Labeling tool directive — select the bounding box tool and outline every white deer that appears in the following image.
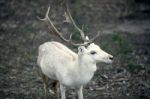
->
[37,3,113,99]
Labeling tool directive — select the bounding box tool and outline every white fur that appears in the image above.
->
[37,41,113,99]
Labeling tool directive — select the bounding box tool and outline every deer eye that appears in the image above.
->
[90,51,97,55]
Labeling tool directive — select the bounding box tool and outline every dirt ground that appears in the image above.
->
[0,0,150,99]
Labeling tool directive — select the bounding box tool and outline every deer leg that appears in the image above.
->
[60,84,66,99]
[77,86,83,99]
[42,74,48,99]
[54,81,60,99]
[51,80,60,99]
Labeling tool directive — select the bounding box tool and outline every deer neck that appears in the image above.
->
[74,56,97,84]
[63,56,97,87]
[77,57,97,73]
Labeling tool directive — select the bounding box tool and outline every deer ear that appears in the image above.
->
[78,46,86,54]
[90,43,95,46]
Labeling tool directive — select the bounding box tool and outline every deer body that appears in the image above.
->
[38,41,113,99]
[38,41,96,87]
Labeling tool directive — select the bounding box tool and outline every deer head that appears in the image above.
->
[78,43,113,64]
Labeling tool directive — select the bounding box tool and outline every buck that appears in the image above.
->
[37,2,113,99]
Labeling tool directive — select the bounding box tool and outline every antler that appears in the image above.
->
[64,1,100,43]
[38,2,100,46]
[38,7,93,46]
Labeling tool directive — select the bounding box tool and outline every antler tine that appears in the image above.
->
[89,31,100,42]
[37,6,50,22]
[37,6,70,42]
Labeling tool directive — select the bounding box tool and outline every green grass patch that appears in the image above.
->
[112,32,133,54]
[71,30,141,73]
[128,61,143,72]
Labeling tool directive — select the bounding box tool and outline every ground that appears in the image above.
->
[0,0,150,99]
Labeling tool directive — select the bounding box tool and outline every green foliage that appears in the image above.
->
[71,32,81,41]
[112,32,132,54]
[112,32,122,43]
[128,61,142,72]
[111,32,141,72]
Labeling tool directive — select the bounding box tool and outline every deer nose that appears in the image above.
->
[109,56,113,60]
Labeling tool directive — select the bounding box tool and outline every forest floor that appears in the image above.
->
[0,0,150,99]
